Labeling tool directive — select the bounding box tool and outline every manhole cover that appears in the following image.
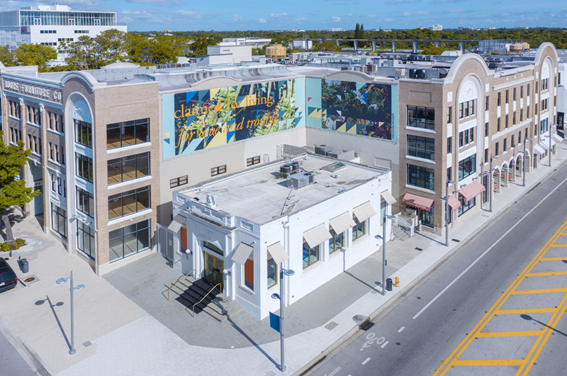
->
[359,320,375,331]
[24,277,35,283]
[352,315,367,324]
[21,274,39,286]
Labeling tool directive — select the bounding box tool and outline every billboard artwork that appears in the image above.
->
[164,79,299,157]
[321,80,392,140]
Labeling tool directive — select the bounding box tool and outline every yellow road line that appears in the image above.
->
[453,359,524,366]
[494,308,556,314]
[548,244,567,247]
[475,331,542,337]
[526,271,567,277]
[432,219,567,376]
[539,257,567,261]
[511,288,567,295]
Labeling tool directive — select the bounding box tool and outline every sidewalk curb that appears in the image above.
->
[0,311,54,376]
[294,154,567,376]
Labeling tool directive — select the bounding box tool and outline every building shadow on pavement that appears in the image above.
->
[35,296,70,350]
[227,317,279,367]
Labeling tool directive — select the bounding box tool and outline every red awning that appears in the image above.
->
[459,181,485,202]
[402,193,434,212]
[448,196,461,211]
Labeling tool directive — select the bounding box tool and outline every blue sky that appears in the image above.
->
[2,0,567,31]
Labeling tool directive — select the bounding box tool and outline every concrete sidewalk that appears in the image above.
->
[0,144,566,376]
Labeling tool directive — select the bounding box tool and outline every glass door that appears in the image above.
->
[204,252,224,290]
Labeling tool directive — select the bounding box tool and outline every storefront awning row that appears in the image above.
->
[352,201,378,222]
[533,144,545,155]
[448,196,461,211]
[267,242,289,264]
[381,190,397,205]
[304,223,332,249]
[459,181,485,202]
[402,193,434,212]
[330,212,356,234]
[231,241,290,265]
[553,134,564,143]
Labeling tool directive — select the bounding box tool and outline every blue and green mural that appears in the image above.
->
[162,79,304,159]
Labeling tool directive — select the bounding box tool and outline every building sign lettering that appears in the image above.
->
[3,79,62,103]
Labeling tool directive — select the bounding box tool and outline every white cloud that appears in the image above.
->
[332,16,341,22]
[402,10,431,16]
[259,18,267,23]
[175,10,201,18]
[296,17,307,22]
[384,17,395,21]
[346,13,353,17]
[270,12,294,19]
[229,14,242,22]
[367,14,377,18]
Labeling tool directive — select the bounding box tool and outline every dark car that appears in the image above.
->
[0,258,17,293]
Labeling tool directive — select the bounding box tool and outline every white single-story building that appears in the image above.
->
[170,154,395,319]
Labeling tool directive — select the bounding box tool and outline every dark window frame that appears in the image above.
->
[407,135,435,161]
[108,186,151,220]
[211,165,227,177]
[106,118,150,150]
[407,164,435,191]
[170,175,188,189]
[109,219,151,262]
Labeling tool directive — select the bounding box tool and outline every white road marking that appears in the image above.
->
[381,341,389,348]
[398,326,405,332]
[362,357,371,365]
[328,366,342,376]
[412,174,567,320]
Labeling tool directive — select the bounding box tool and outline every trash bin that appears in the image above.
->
[20,258,29,274]
[386,278,393,291]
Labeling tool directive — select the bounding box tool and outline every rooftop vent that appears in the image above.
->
[287,171,315,189]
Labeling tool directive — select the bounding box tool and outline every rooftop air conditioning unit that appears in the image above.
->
[315,145,330,156]
[326,151,340,159]
[287,172,314,189]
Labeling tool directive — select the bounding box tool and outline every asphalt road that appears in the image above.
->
[310,160,567,376]
[0,329,36,376]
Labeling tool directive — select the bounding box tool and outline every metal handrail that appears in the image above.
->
[191,283,221,317]
[167,269,195,301]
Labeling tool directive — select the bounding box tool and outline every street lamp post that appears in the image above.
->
[56,271,85,355]
[523,138,533,187]
[271,267,295,372]
[489,154,500,213]
[375,214,395,295]
[549,124,556,167]
[444,180,457,246]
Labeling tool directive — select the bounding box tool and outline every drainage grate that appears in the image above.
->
[325,321,338,331]
[21,275,40,286]
[83,341,92,347]
[359,319,375,331]
[415,247,423,251]
[452,239,460,243]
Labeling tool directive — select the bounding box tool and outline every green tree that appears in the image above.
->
[312,41,341,52]
[0,45,16,67]
[187,34,222,57]
[0,132,39,243]
[95,29,128,63]
[14,43,57,72]
[127,34,178,64]
[60,36,97,70]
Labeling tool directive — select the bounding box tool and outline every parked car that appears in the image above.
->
[0,258,17,293]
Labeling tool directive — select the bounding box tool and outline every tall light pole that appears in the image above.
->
[271,267,295,372]
[489,154,500,213]
[56,271,85,355]
[523,138,533,187]
[444,180,457,246]
[375,214,395,295]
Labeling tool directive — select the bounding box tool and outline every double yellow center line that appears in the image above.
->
[433,219,567,376]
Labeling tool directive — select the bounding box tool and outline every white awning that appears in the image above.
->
[329,212,356,234]
[303,223,332,249]
[381,190,397,205]
[353,201,378,222]
[167,215,185,233]
[533,144,545,155]
[267,241,289,265]
[231,242,254,265]
[539,142,549,150]
[553,134,564,143]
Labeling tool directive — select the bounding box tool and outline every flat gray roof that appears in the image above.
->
[178,155,386,225]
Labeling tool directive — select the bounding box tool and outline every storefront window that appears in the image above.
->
[458,194,476,217]
[109,219,150,262]
[302,240,320,269]
[51,204,67,239]
[77,221,94,258]
[329,227,344,254]
[352,215,366,241]
[418,205,435,228]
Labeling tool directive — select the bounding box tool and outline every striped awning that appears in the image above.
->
[402,193,434,212]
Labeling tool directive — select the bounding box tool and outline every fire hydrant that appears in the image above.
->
[394,276,400,287]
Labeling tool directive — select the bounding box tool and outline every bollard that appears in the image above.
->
[394,276,400,287]
[20,258,29,274]
[386,278,393,291]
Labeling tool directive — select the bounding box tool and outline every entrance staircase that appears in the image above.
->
[392,226,410,241]
[167,276,243,322]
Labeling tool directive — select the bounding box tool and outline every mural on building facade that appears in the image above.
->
[320,80,392,140]
[163,79,303,158]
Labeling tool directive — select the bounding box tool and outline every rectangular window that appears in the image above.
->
[211,165,227,177]
[246,156,261,166]
[447,137,452,154]
[107,152,150,185]
[407,164,434,191]
[302,240,320,269]
[459,131,464,147]
[528,83,531,94]
[519,131,522,144]
[465,129,469,144]
[447,107,452,124]
[267,255,277,289]
[77,221,95,259]
[511,135,515,148]
[352,215,366,241]
[76,187,94,217]
[520,86,524,98]
[51,204,67,239]
[465,101,469,117]
[61,146,65,165]
[170,175,188,189]
[513,112,516,125]
[527,106,530,118]
[459,103,464,119]
[505,115,509,129]
[108,186,151,220]
[74,119,92,148]
[497,92,501,106]
[407,106,435,129]
[513,88,516,101]
[75,153,93,182]
[520,109,523,122]
[470,100,475,116]
[506,90,509,103]
[447,167,452,181]
[497,118,501,132]
[109,220,151,262]
[244,254,254,290]
[495,142,499,156]
[49,142,54,160]
[458,154,476,181]
[485,96,489,111]
[106,118,149,150]
[329,226,344,254]
[484,148,488,164]
[407,135,435,160]
[485,122,489,137]
[504,138,507,152]
[535,103,538,114]
[458,194,476,217]
[470,128,474,142]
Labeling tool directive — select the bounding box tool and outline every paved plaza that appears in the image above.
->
[0,144,566,376]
